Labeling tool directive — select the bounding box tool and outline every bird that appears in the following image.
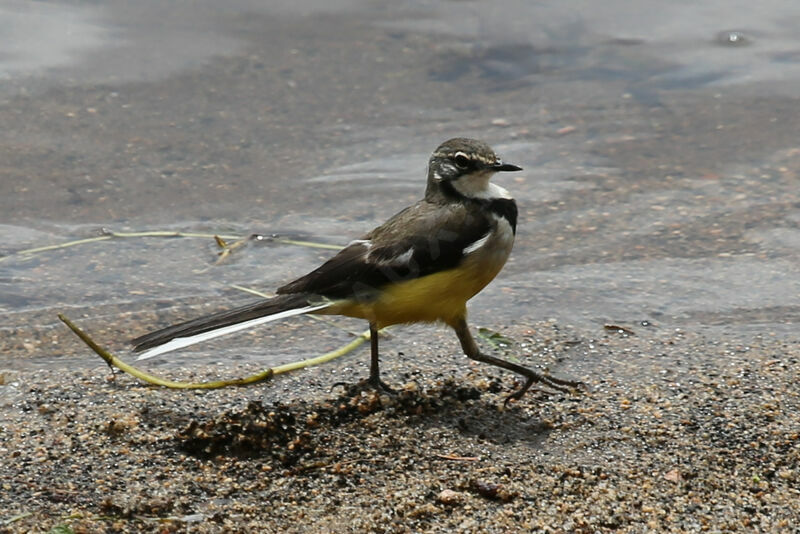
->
[131,138,579,403]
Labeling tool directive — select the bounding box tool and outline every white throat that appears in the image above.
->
[450,171,512,200]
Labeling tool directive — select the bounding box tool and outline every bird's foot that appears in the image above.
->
[332,375,397,397]
[503,372,586,407]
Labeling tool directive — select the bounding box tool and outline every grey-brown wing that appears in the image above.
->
[277,201,492,300]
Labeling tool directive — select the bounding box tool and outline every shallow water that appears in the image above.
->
[2,0,799,369]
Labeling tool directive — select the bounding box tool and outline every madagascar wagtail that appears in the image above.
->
[132,138,578,403]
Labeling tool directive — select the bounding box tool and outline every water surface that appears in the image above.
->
[2,0,799,370]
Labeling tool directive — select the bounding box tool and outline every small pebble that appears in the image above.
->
[437,489,465,505]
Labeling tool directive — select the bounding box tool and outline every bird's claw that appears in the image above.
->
[502,373,585,407]
[332,376,397,396]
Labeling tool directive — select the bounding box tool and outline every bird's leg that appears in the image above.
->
[367,322,396,393]
[332,323,396,395]
[451,317,581,406]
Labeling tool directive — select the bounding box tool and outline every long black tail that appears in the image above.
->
[131,293,328,359]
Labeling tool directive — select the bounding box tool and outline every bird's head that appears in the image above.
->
[426,138,522,200]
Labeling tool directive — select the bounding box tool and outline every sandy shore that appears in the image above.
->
[2,319,798,533]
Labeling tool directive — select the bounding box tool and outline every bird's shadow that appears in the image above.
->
[162,380,575,463]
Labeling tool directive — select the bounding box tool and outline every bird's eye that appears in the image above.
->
[454,152,470,169]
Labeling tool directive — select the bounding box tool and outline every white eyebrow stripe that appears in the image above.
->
[462,232,491,254]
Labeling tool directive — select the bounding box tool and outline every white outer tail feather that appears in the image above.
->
[135,303,331,361]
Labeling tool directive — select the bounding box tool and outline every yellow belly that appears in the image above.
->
[326,257,505,328]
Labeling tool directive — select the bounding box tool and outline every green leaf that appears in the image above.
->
[477,328,515,350]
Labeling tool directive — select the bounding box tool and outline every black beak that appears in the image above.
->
[492,161,523,172]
